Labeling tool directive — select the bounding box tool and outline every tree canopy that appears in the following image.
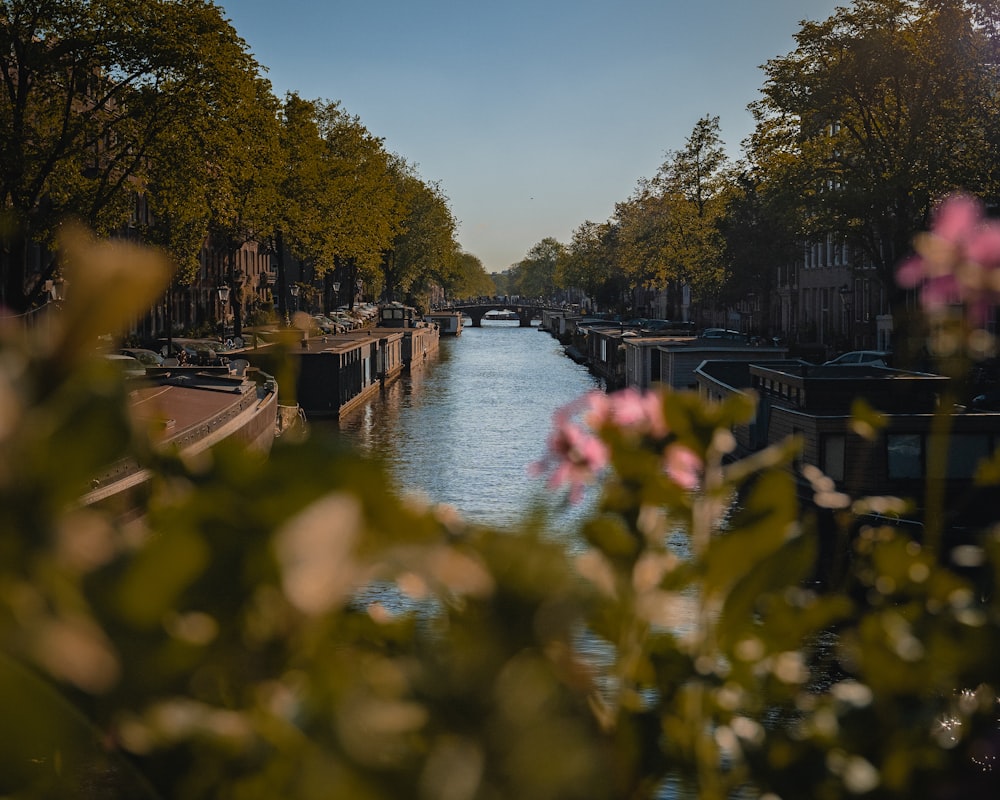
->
[381,161,460,306]
[559,220,620,310]
[0,1,467,321]
[0,0,270,310]
[509,237,564,301]
[612,116,733,314]
[752,0,1000,294]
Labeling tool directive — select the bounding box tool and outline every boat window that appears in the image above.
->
[821,434,845,482]
[887,434,923,479]
[946,434,992,479]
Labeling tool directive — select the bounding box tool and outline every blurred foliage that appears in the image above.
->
[3,232,1000,799]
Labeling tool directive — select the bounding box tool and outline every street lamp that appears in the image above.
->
[217,285,231,337]
[290,284,300,315]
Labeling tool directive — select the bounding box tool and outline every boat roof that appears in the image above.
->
[128,371,255,443]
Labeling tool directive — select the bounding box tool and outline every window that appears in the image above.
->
[822,434,846,482]
[887,434,923,479]
[946,434,992,479]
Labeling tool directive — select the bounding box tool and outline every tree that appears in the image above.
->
[449,250,495,299]
[315,102,401,309]
[0,0,268,312]
[274,96,402,314]
[381,162,459,307]
[653,116,733,306]
[559,220,620,311]
[717,172,801,337]
[204,74,283,337]
[614,186,677,304]
[752,0,1000,306]
[274,93,326,323]
[616,116,734,318]
[510,237,564,300]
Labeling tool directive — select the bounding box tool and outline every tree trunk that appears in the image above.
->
[275,229,288,325]
[1,212,29,312]
[227,243,243,338]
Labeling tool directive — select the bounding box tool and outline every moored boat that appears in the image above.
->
[80,364,279,510]
[423,311,464,336]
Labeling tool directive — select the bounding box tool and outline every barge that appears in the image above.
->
[81,364,279,510]
[423,311,464,335]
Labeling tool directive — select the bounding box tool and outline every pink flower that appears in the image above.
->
[586,387,667,437]
[933,193,982,245]
[664,444,702,490]
[529,414,609,503]
[897,193,1000,323]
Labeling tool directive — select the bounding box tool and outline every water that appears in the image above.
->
[329,319,603,527]
[325,320,719,798]
[320,321,868,799]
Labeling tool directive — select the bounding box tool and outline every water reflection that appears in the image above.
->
[325,320,706,798]
[327,320,602,528]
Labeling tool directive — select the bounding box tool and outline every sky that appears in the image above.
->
[220,0,843,273]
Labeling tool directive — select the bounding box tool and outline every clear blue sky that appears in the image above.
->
[220,0,842,273]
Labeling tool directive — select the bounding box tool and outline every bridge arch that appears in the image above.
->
[448,302,559,328]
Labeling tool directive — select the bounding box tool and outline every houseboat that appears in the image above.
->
[567,322,636,389]
[694,359,1000,532]
[424,310,464,336]
[81,363,279,511]
[389,318,439,368]
[483,309,518,321]
[379,302,420,328]
[625,337,787,391]
[244,329,406,420]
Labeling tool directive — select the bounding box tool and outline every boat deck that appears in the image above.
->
[81,369,278,507]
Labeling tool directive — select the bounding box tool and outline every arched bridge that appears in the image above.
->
[444,301,563,328]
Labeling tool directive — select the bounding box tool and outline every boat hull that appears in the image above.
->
[81,369,278,509]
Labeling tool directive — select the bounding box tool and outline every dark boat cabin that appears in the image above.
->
[695,360,1000,526]
[379,303,419,328]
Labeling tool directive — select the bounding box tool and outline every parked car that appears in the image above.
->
[104,353,147,378]
[823,350,891,367]
[330,313,357,330]
[149,338,229,366]
[699,328,749,343]
[120,347,164,367]
[311,315,341,334]
[640,320,696,334]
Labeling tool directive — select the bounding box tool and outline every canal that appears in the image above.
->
[327,319,603,528]
[326,319,741,800]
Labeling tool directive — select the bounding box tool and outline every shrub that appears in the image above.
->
[3,219,1000,799]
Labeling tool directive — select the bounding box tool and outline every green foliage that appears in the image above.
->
[752,0,1000,289]
[0,0,270,308]
[5,223,1000,800]
[510,238,565,300]
[559,220,620,308]
[614,116,734,307]
[450,251,496,299]
[7,49,1000,798]
[382,162,460,303]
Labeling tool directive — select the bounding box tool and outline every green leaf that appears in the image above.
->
[703,469,799,600]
